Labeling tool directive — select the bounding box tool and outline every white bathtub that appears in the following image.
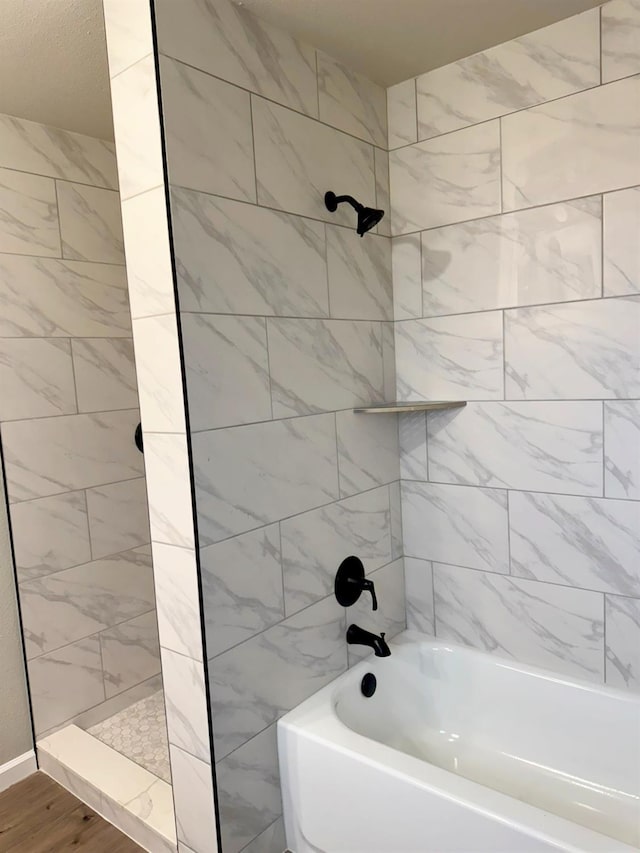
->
[278,633,640,853]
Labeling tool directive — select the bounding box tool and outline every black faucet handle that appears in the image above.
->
[360,578,378,611]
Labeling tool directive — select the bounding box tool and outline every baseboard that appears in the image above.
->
[0,750,37,793]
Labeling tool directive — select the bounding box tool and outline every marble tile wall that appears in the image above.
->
[0,111,158,736]
[389,0,640,693]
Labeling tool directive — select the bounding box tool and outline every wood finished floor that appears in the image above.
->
[0,772,143,852]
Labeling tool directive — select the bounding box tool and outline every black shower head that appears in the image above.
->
[324,191,385,237]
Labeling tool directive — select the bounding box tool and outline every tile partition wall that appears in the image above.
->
[0,112,158,736]
[388,0,640,690]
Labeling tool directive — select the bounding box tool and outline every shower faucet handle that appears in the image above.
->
[359,577,378,611]
[335,556,378,611]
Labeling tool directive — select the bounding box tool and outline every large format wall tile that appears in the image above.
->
[162,648,210,762]
[318,52,387,147]
[0,167,60,255]
[182,314,271,431]
[326,227,392,320]
[172,187,328,317]
[133,314,186,433]
[0,113,117,189]
[389,121,501,234]
[143,433,195,549]
[86,478,150,559]
[604,186,640,296]
[335,410,400,497]
[399,412,428,480]
[395,311,504,400]
[281,487,392,615]
[505,297,640,399]
[193,414,339,545]
[160,57,255,202]
[392,234,422,320]
[152,543,203,661]
[57,182,125,264]
[155,0,318,116]
[208,595,346,758]
[201,525,284,658]
[605,594,640,689]
[169,745,218,853]
[605,401,640,499]
[267,318,384,416]
[0,339,76,420]
[374,147,391,237]
[422,197,602,316]
[0,256,131,338]
[416,11,599,140]
[3,410,143,502]
[404,557,434,634]
[502,75,640,210]
[71,338,138,413]
[387,79,417,150]
[602,0,640,83]
[402,480,509,573]
[427,402,603,495]
[510,491,640,596]
[100,611,160,698]
[253,97,375,226]
[434,563,605,682]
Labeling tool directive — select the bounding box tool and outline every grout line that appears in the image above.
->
[51,179,64,259]
[324,223,332,317]
[602,592,608,682]
[263,318,275,421]
[277,522,286,618]
[333,411,343,497]
[109,51,154,82]
[501,308,507,399]
[498,117,504,214]
[401,476,640,503]
[430,558,437,636]
[506,490,512,576]
[413,77,419,142]
[599,6,604,87]
[601,193,605,297]
[602,401,606,497]
[0,248,126,268]
[314,49,321,119]
[248,94,259,204]
[8,473,146,508]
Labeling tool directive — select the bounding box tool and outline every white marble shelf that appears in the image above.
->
[353,401,467,414]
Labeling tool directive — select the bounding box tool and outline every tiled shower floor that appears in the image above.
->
[88,690,171,783]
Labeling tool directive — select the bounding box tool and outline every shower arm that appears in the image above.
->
[329,194,364,213]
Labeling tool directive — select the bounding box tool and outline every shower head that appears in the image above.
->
[324,191,384,237]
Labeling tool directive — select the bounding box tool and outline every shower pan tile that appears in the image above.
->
[387,78,418,150]
[404,557,435,635]
[132,314,186,433]
[281,486,392,615]
[161,648,210,763]
[267,318,384,417]
[0,167,60,256]
[335,409,400,497]
[427,402,603,495]
[392,234,422,320]
[605,401,640,499]
[152,542,203,661]
[505,297,640,399]
[171,187,328,318]
[326,226,392,321]
[169,744,218,853]
[602,0,640,83]
[0,256,131,338]
[160,56,256,203]
[0,339,76,421]
[103,0,153,78]
[510,491,640,597]
[317,51,387,148]
[605,594,640,689]
[421,197,602,317]
[86,478,150,559]
[143,433,195,549]
[71,338,138,413]
[347,559,406,665]
[57,181,125,264]
[201,524,284,659]
[100,611,160,698]
[416,10,599,140]
[604,186,640,296]
[433,563,605,682]
[402,480,509,573]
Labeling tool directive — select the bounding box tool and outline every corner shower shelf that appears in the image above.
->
[353,401,467,414]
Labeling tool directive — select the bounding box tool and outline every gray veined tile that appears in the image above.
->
[389,480,403,561]
[10,491,91,581]
[605,401,640,499]
[155,0,318,116]
[0,167,60,256]
[416,10,599,140]
[505,297,640,399]
[216,724,282,853]
[20,546,155,658]
[433,563,605,683]
[71,338,138,413]
[401,480,509,573]
[422,197,602,317]
[605,594,640,690]
[346,559,406,665]
[604,186,640,296]
[171,187,328,317]
[182,313,271,431]
[0,113,117,189]
[2,410,144,502]
[161,648,210,762]
[502,76,640,211]
[374,147,391,237]
[100,611,160,698]
[335,409,400,497]
[281,486,392,616]
[267,318,384,417]
[86,478,150,559]
[427,401,603,496]
[103,0,154,77]
[143,433,195,549]
[133,314,186,433]
[602,0,640,84]
[389,120,501,235]
[392,234,422,320]
[152,543,203,661]
[510,491,640,597]
[252,97,375,226]
[387,78,417,150]
[0,256,131,338]
[395,311,504,401]
[326,225,392,320]
[381,321,396,401]
[201,524,284,659]
[317,51,387,148]
[404,557,434,635]
[192,413,339,545]
[398,412,428,480]
[239,818,286,853]
[169,745,217,853]
[0,339,76,421]
[160,56,255,202]
[57,181,125,264]
[208,594,346,759]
